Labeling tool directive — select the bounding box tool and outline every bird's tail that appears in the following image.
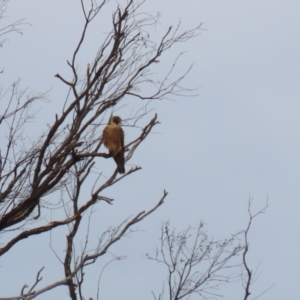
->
[114,153,125,174]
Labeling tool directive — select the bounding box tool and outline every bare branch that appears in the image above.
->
[242,198,268,300]
[0,0,200,298]
[149,221,244,300]
[0,1,29,49]
[0,191,167,300]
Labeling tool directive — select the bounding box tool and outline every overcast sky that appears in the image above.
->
[1,1,300,299]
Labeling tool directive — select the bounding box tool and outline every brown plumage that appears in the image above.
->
[102,116,125,174]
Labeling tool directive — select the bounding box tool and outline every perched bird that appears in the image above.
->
[102,116,125,174]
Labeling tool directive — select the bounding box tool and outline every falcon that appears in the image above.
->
[102,116,125,174]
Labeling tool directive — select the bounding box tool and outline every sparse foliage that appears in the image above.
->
[149,200,268,300]
[148,222,244,300]
[0,0,27,49]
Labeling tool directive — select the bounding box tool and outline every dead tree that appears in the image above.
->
[149,201,268,300]
[148,221,244,300]
[0,0,201,299]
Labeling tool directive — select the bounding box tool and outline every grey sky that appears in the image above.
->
[1,0,300,299]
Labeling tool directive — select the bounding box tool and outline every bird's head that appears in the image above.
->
[110,116,122,125]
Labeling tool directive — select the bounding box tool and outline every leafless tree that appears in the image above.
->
[0,0,201,299]
[149,200,268,300]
